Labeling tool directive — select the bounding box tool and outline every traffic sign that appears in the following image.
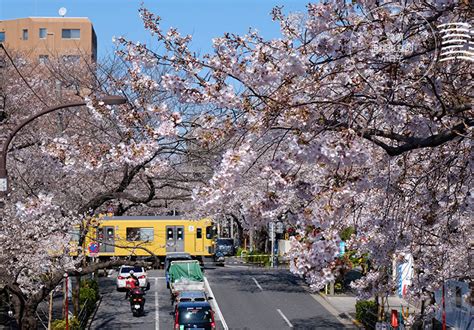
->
[88,242,99,257]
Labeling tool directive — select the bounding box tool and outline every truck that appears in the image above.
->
[168,260,205,302]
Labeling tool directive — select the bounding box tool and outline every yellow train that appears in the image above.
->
[76,216,215,262]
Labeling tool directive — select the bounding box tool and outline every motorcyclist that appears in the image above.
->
[125,270,140,299]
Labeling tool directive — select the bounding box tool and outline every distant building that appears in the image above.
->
[0,17,97,62]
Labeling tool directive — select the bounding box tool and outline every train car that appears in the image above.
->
[80,216,215,262]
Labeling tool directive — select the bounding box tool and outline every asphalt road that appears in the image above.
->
[91,264,348,329]
[206,266,346,329]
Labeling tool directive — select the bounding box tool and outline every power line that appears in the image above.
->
[0,43,49,107]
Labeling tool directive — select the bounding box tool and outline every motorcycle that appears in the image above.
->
[129,287,146,316]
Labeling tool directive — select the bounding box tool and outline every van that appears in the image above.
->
[173,301,215,330]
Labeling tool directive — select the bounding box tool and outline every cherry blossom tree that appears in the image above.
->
[0,50,210,327]
[118,0,472,322]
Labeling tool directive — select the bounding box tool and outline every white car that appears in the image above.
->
[116,265,149,290]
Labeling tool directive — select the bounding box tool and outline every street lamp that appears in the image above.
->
[0,95,127,199]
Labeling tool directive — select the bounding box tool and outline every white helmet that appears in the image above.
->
[129,270,134,275]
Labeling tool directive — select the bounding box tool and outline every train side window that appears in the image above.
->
[127,228,140,241]
[206,226,213,239]
[69,228,80,241]
[177,228,184,240]
[167,228,174,240]
[197,228,202,239]
[126,227,154,242]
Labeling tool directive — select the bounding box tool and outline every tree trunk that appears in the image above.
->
[72,275,81,317]
[20,304,38,330]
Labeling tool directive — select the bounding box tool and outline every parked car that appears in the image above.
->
[116,265,149,290]
[173,301,215,330]
[164,252,192,288]
[175,290,212,304]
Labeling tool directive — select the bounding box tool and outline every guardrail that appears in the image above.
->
[209,254,290,268]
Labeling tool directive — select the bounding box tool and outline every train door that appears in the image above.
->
[166,226,185,252]
[195,227,204,253]
[97,226,115,253]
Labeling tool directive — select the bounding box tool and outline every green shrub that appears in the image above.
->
[79,279,99,317]
[51,317,81,330]
[235,247,248,257]
[334,281,343,293]
[245,251,270,266]
[80,286,97,315]
[81,279,99,296]
[339,227,355,242]
[355,300,378,329]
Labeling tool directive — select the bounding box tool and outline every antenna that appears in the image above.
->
[58,7,67,17]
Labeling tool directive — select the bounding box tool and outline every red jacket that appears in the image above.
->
[125,276,139,289]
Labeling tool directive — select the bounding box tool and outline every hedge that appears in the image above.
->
[355,300,378,329]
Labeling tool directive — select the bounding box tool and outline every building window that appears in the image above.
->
[126,227,154,242]
[39,55,49,64]
[61,29,80,39]
[62,55,80,63]
[39,28,47,39]
[22,29,28,40]
[0,32,5,42]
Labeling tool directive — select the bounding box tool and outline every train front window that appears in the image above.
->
[206,226,213,239]
[197,228,202,239]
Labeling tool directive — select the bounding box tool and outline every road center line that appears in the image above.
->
[154,278,159,330]
[277,309,293,328]
[204,277,228,330]
[252,277,263,291]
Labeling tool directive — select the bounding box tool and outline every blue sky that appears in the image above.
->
[0,0,309,59]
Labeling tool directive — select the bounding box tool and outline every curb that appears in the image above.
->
[317,292,363,328]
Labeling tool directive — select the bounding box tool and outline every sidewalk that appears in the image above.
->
[313,292,418,329]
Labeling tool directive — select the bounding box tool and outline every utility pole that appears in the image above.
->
[270,222,275,268]
[64,273,69,330]
[249,226,254,252]
[48,291,53,330]
[0,49,6,209]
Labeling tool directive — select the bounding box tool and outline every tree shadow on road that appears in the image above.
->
[209,267,308,294]
[289,315,348,329]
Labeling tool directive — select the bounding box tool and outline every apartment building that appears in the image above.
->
[0,17,97,62]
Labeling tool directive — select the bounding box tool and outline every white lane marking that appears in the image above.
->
[277,309,293,328]
[155,278,159,330]
[252,277,263,291]
[148,276,166,279]
[204,277,229,330]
